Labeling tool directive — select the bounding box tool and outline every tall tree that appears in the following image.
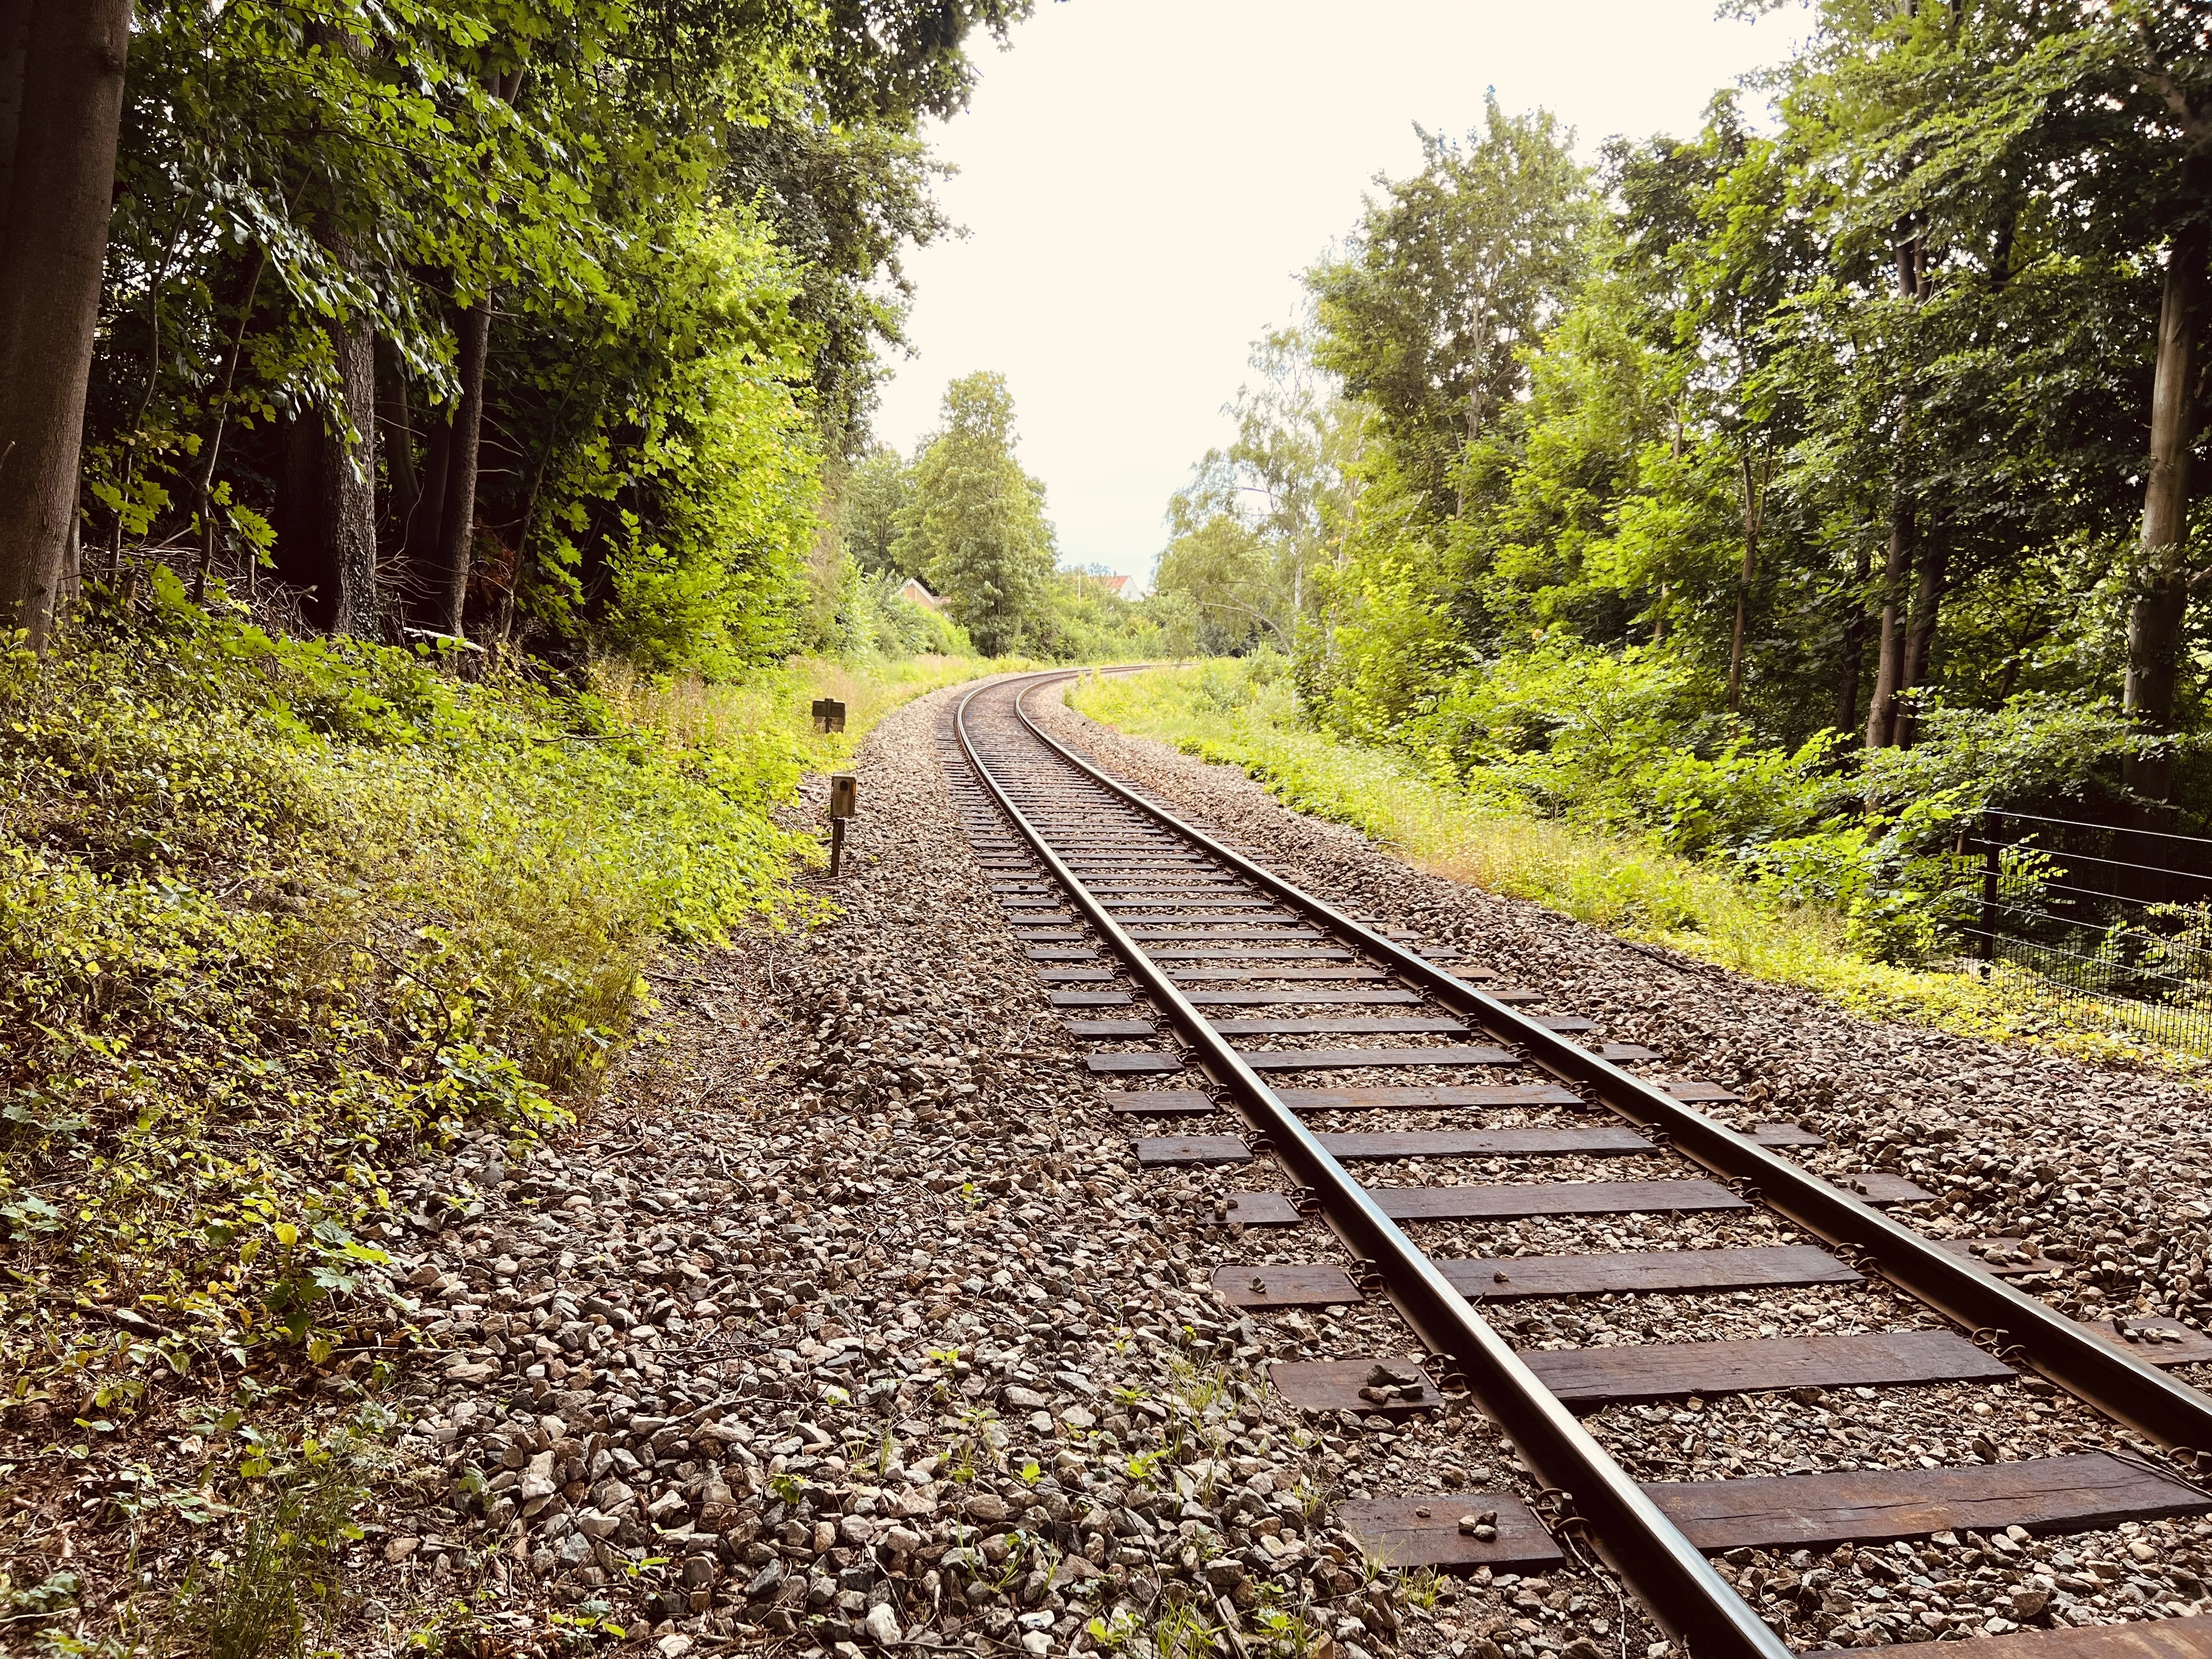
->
[0,0,132,649]
[1308,96,1594,521]
[1166,326,1367,639]
[894,371,1056,655]
[2119,40,2212,803]
[840,445,916,576]
[1155,515,1285,651]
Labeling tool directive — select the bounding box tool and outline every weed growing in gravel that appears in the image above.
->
[1251,1590,1328,1658]
[1399,1567,1442,1611]
[1166,1355,1237,1415]
[1148,1597,1226,1659]
[165,1412,388,1659]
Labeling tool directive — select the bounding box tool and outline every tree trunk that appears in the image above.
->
[376,337,421,547]
[1865,223,1927,751]
[407,414,452,614]
[2121,155,2212,806]
[1893,532,1948,748]
[275,312,378,634]
[1726,449,1766,713]
[323,318,380,636]
[1835,541,1871,736]
[0,1,27,215]
[0,0,131,649]
[274,415,331,624]
[1864,498,1914,748]
[419,300,492,637]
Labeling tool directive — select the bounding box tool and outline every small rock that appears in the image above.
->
[592,1477,636,1513]
[518,1449,558,1502]
[863,1601,903,1644]
[1051,1551,1102,1588]
[383,1535,421,1564]
[576,1508,618,1539]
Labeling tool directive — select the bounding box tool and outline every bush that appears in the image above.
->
[1097,651,2180,970]
[0,573,826,1405]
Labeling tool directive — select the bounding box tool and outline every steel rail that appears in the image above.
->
[956,672,1793,1659]
[1008,673,2212,1463]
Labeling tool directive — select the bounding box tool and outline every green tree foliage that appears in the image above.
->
[74,0,1030,673]
[1308,97,1595,519]
[895,371,1058,655]
[840,444,919,577]
[1157,328,1367,652]
[1156,13,2212,958]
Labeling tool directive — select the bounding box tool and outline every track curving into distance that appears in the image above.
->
[947,667,2212,1659]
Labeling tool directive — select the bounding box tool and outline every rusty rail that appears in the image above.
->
[956,671,1795,1659]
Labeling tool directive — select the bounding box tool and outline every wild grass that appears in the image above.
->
[1066,663,2191,1070]
[0,575,1017,1422]
[591,649,1040,771]
[167,1420,387,1659]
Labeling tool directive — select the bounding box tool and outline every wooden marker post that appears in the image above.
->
[811,698,847,733]
[828,772,857,876]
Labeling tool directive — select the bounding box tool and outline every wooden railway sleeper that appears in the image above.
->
[963,672,1796,1659]
[1006,675,2212,1463]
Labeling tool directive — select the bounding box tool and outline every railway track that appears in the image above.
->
[943,667,2212,1659]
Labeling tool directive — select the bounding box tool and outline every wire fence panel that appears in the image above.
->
[1966,809,2212,1057]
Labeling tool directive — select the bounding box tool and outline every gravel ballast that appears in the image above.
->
[1030,682,2212,1651]
[333,676,1625,1659]
[219,669,2212,1658]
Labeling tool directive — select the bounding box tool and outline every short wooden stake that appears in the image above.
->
[828,772,857,876]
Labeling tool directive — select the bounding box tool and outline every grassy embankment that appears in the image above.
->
[1068,662,2183,1069]
[0,575,1024,1425]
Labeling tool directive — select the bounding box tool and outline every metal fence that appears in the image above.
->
[1966,808,2212,1056]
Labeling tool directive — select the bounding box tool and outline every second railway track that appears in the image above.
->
[946,667,2212,1659]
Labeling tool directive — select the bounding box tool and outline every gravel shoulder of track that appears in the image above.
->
[320,675,1641,1659]
[1036,685,2212,1649]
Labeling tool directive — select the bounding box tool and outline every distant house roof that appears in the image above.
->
[898,575,947,613]
[1066,570,1133,599]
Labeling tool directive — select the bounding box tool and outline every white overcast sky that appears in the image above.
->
[870,0,1813,583]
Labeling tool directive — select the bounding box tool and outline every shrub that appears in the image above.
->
[0,573,823,1406]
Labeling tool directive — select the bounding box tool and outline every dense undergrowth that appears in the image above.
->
[0,575,1014,1423]
[1069,660,2192,1069]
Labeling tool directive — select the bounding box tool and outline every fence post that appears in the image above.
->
[1978,808,2001,970]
